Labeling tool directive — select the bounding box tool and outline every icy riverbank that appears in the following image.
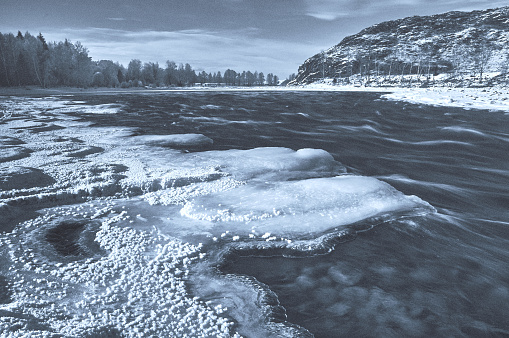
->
[2,88,507,337]
[290,82,509,113]
[4,83,509,114]
[382,87,509,113]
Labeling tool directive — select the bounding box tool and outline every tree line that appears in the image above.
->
[124,61,279,88]
[0,31,280,88]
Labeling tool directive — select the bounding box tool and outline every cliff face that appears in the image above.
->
[291,6,509,85]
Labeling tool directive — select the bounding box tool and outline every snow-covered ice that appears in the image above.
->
[292,81,509,113]
[179,176,431,238]
[382,87,509,113]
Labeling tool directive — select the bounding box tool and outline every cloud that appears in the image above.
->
[41,27,319,77]
[303,0,350,21]
[302,0,422,21]
[304,0,509,21]
[449,0,509,12]
[308,12,348,21]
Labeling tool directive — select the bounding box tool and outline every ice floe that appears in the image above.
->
[179,176,432,238]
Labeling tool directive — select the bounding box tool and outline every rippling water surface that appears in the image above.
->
[1,90,509,337]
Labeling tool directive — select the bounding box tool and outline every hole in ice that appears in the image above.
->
[0,167,56,190]
[51,136,84,143]
[65,145,104,158]
[0,136,24,146]
[0,275,11,304]
[0,146,31,163]
[45,220,102,258]
[87,163,128,175]
[0,204,38,233]
[27,124,66,133]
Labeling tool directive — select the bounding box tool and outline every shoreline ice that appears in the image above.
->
[291,82,509,113]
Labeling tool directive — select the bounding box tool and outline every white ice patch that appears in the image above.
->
[189,147,344,181]
[179,176,432,238]
[382,87,509,113]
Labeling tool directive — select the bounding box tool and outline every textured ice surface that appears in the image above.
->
[0,97,434,337]
[0,212,238,337]
[179,147,344,182]
[180,176,431,238]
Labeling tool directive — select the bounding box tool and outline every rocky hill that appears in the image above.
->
[290,6,509,86]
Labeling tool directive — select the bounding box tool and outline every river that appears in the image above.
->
[1,90,508,337]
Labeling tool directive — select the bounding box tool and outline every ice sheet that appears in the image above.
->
[0,212,238,337]
[187,147,344,181]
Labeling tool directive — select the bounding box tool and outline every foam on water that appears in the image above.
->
[0,96,435,337]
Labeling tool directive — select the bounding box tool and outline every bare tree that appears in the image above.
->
[472,40,494,82]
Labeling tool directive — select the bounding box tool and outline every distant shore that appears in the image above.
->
[2,84,509,114]
[0,86,299,97]
[0,86,157,96]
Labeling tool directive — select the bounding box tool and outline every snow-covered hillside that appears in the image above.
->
[291,6,509,86]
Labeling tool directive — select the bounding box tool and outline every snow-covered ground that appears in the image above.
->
[291,82,509,113]
[382,87,509,113]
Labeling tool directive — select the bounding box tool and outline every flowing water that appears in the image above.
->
[0,90,508,337]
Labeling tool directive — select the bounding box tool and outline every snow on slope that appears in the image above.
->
[292,6,509,85]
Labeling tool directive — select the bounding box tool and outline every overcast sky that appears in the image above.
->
[1,0,507,78]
